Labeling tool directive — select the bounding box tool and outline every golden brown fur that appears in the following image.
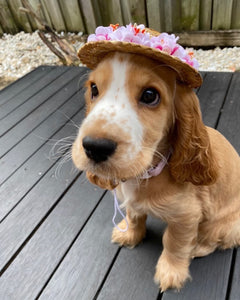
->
[170,84,219,185]
[72,53,240,291]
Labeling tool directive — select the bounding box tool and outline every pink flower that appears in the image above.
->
[173,45,187,61]
[150,33,179,55]
[88,26,113,41]
[87,24,199,70]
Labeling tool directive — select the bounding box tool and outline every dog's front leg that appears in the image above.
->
[111,209,147,248]
[154,220,199,291]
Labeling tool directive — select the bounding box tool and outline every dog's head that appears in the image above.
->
[72,53,218,188]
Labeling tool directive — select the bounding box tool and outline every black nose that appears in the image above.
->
[82,136,117,163]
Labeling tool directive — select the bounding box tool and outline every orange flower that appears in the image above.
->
[134,27,140,35]
[110,24,119,31]
[188,51,194,59]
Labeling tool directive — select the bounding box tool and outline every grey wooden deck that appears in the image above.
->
[0,66,240,300]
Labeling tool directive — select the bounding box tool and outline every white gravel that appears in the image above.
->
[189,47,240,72]
[0,31,239,90]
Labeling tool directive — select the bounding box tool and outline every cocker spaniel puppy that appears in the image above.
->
[72,24,240,291]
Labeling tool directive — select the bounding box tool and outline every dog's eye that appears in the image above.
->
[91,83,99,99]
[140,88,160,107]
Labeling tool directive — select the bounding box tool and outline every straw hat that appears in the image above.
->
[78,24,202,88]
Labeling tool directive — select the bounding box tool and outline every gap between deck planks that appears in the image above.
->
[0,67,239,300]
[0,68,89,186]
[0,66,54,106]
[0,67,88,158]
[0,67,67,122]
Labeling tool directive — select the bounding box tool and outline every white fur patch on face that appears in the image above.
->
[81,55,143,159]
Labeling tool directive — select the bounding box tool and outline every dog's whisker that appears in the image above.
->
[49,136,76,160]
[70,165,80,176]
[54,151,73,179]
[80,176,89,185]
[54,145,72,155]
[77,72,90,90]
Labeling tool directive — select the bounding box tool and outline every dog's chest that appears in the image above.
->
[118,179,166,217]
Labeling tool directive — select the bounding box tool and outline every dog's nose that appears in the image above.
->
[82,136,117,163]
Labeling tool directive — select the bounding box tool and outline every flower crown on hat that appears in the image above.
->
[88,23,199,70]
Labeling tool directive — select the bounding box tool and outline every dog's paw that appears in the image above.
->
[111,220,146,248]
[154,253,191,292]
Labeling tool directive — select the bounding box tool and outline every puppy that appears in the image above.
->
[72,52,240,291]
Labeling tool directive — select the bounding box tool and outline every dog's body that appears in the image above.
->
[72,53,240,291]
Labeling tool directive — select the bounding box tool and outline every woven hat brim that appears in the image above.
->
[78,40,203,88]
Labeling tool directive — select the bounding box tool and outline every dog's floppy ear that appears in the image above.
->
[86,171,118,190]
[169,84,218,185]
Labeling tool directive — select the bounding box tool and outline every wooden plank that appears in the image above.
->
[97,0,123,26]
[0,175,105,298]
[110,0,124,25]
[231,0,240,29]
[0,23,3,35]
[39,0,53,27]
[97,217,164,300]
[41,0,66,32]
[177,30,240,47]
[0,66,68,121]
[0,67,84,159]
[181,0,200,31]
[0,66,53,105]
[0,108,88,272]
[162,250,233,300]
[36,192,117,300]
[216,72,240,153]
[147,0,182,32]
[0,158,79,274]
[22,0,47,31]
[120,0,132,25]
[198,72,233,128]
[79,0,98,33]
[171,0,182,32]
[229,249,240,300]
[89,0,103,27]
[92,0,111,25]
[0,93,85,220]
[0,0,18,34]
[58,0,85,32]
[7,0,32,32]
[212,0,233,30]
[121,0,146,25]
[199,0,212,30]
[0,68,88,184]
[162,0,173,32]
[146,0,161,31]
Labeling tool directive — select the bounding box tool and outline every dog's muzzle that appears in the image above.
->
[82,136,117,163]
